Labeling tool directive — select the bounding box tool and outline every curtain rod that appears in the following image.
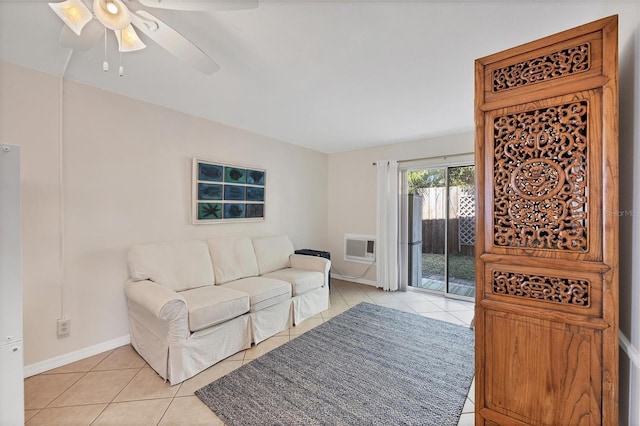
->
[372,153,473,166]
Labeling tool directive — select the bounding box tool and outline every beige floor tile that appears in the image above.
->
[393,291,430,301]
[24,410,40,422]
[450,310,476,326]
[328,294,347,305]
[457,412,475,426]
[366,296,400,305]
[342,294,373,305]
[26,404,107,425]
[224,350,245,362]
[428,298,474,312]
[49,369,139,407]
[93,345,147,371]
[400,300,441,312]
[417,292,453,302]
[176,360,243,397]
[462,397,474,414]
[274,328,290,337]
[468,377,476,403]
[244,336,289,359]
[374,302,416,314]
[92,398,172,426]
[43,351,113,375]
[24,372,85,409]
[114,367,179,402]
[320,303,350,319]
[289,317,324,336]
[159,396,225,426]
[419,311,466,326]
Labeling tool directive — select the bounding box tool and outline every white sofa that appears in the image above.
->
[124,235,330,385]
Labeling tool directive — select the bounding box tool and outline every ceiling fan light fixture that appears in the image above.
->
[48,0,93,36]
[115,25,146,52]
[93,0,131,30]
[106,2,119,14]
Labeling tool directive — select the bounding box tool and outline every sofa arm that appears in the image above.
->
[125,279,186,320]
[290,254,331,286]
[124,279,189,342]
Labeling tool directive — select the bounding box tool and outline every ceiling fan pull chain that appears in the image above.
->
[103,30,109,72]
[119,48,124,77]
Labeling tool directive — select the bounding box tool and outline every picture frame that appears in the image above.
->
[193,159,266,224]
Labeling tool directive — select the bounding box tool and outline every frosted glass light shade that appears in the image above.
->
[48,0,93,36]
[93,0,131,30]
[115,25,146,52]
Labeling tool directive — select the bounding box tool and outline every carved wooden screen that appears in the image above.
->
[474,16,618,426]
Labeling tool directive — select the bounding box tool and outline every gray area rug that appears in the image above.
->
[196,302,475,425]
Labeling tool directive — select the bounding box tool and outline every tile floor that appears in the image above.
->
[24,279,476,425]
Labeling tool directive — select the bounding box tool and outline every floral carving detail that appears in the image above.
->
[511,158,565,201]
[493,271,590,306]
[493,101,588,251]
[493,43,590,92]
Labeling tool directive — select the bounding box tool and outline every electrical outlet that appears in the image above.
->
[57,318,70,337]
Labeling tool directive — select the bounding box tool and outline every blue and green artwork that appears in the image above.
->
[198,183,223,200]
[225,167,246,184]
[246,187,264,202]
[247,169,265,186]
[198,203,222,220]
[199,163,223,182]
[195,159,265,223]
[224,185,246,201]
[245,204,264,218]
[224,203,245,219]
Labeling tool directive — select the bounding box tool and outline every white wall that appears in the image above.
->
[327,132,473,284]
[0,61,329,369]
[618,5,640,424]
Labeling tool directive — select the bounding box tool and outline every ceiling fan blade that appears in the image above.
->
[137,0,258,11]
[60,19,105,51]
[131,10,220,74]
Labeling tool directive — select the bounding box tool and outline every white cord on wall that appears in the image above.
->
[330,262,375,280]
[58,50,73,320]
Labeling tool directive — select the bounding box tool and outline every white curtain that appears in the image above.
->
[376,160,399,291]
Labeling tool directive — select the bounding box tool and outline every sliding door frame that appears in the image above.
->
[398,153,474,301]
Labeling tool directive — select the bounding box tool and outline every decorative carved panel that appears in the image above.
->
[493,101,589,251]
[476,16,618,426]
[493,270,590,306]
[492,43,590,92]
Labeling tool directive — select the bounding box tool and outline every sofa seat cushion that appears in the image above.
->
[263,269,324,296]
[179,286,250,332]
[221,277,291,312]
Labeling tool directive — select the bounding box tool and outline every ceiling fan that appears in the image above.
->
[48,0,258,75]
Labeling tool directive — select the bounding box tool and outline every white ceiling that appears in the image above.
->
[0,0,637,153]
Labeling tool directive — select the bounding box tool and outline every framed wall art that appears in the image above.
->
[193,159,266,224]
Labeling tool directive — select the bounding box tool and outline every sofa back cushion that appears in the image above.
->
[207,237,259,284]
[128,240,214,292]
[252,235,294,275]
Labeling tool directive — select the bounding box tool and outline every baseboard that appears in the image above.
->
[23,334,131,378]
[331,273,378,287]
[620,331,640,369]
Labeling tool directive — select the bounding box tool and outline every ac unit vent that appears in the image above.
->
[344,234,376,263]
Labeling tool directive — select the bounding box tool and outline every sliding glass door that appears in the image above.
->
[401,162,475,300]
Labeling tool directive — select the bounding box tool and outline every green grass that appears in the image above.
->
[422,252,475,282]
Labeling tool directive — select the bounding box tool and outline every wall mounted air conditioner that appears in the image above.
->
[344,234,376,263]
